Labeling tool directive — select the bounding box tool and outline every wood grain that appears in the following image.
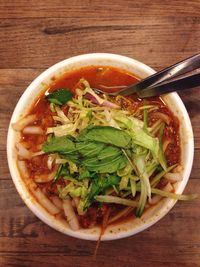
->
[0,0,200,19]
[0,16,200,69]
[0,180,200,265]
[1,1,200,266]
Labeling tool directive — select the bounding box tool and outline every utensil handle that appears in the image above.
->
[138,72,200,98]
[118,53,200,96]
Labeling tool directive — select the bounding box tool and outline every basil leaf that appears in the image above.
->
[84,175,120,208]
[76,141,106,157]
[82,153,127,173]
[100,175,121,189]
[97,146,122,160]
[42,135,80,162]
[42,126,129,173]
[78,169,92,180]
[46,89,72,105]
[77,125,131,148]
[42,135,76,154]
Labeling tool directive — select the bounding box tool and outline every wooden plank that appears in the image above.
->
[0,179,199,261]
[0,0,200,19]
[1,1,200,265]
[0,16,200,69]
[0,255,200,267]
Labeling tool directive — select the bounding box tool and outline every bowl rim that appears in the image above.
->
[7,53,194,241]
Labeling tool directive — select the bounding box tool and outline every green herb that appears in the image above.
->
[76,141,106,158]
[77,125,131,148]
[42,126,130,173]
[84,175,120,208]
[78,169,93,180]
[46,88,72,105]
[82,153,127,173]
[53,164,70,183]
[42,135,76,154]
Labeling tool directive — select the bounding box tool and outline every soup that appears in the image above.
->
[12,66,194,233]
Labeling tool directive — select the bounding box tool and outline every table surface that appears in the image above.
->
[1,1,200,266]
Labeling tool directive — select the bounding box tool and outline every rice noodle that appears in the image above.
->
[47,155,56,170]
[30,187,60,215]
[50,196,63,210]
[149,183,173,205]
[173,165,183,173]
[23,126,44,135]
[32,151,45,157]
[16,143,44,159]
[17,161,38,192]
[73,197,80,208]
[12,114,37,131]
[71,199,76,208]
[19,141,31,149]
[55,214,71,228]
[63,199,80,231]
[34,171,56,183]
[17,160,29,178]
[16,143,32,159]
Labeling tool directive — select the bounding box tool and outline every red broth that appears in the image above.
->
[18,66,180,229]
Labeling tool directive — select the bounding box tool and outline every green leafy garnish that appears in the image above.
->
[42,135,76,154]
[84,175,120,208]
[46,88,72,105]
[77,125,131,148]
[53,164,70,182]
[42,125,130,173]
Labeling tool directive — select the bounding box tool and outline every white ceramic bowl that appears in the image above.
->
[7,53,194,240]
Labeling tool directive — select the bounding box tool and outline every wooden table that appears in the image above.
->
[1,1,200,266]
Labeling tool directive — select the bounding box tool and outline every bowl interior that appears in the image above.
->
[7,53,194,240]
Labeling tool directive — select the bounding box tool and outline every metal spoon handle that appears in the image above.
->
[118,53,200,96]
[137,72,200,98]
